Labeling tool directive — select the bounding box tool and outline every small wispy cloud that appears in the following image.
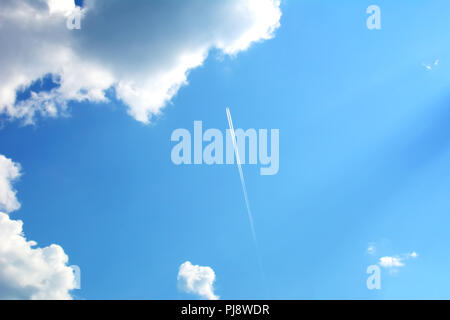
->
[368,242,418,273]
[379,256,405,268]
[378,251,418,269]
[423,59,440,71]
[367,243,376,255]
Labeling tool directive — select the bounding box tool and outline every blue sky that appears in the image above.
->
[1,0,450,299]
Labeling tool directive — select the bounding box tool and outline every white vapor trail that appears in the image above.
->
[226,107,257,245]
[226,107,268,296]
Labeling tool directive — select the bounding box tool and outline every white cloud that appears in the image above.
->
[379,251,419,269]
[0,155,75,300]
[379,256,405,268]
[423,59,440,71]
[0,155,21,213]
[0,213,75,300]
[0,0,282,124]
[367,243,376,255]
[178,261,218,300]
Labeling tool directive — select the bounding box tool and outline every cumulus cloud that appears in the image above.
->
[0,155,75,300]
[0,213,75,300]
[178,261,218,300]
[0,0,282,124]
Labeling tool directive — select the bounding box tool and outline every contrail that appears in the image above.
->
[226,107,257,246]
[226,107,268,297]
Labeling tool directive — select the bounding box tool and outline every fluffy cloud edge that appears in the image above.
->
[0,0,282,125]
[0,154,75,300]
[0,155,21,213]
[178,261,219,300]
